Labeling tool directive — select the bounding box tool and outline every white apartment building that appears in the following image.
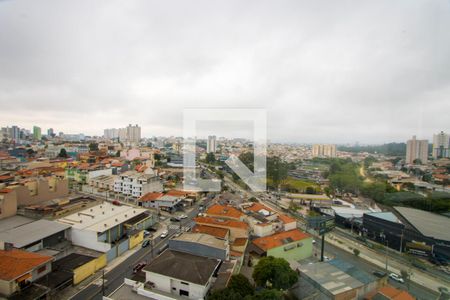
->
[406,135,429,164]
[104,124,141,143]
[114,171,162,198]
[312,144,336,158]
[433,131,449,159]
[207,135,216,153]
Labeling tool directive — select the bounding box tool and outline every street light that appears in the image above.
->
[380,232,389,271]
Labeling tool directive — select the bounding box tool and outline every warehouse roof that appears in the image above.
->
[171,233,227,250]
[0,219,70,248]
[143,250,220,286]
[394,206,450,241]
[365,212,401,223]
[57,202,147,233]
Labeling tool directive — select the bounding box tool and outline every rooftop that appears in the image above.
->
[253,229,310,251]
[278,214,296,224]
[194,216,249,230]
[365,285,415,300]
[171,233,227,250]
[191,224,229,239]
[0,219,70,248]
[57,202,148,233]
[0,215,35,233]
[0,249,53,281]
[143,250,220,286]
[139,192,164,202]
[300,259,377,296]
[395,206,450,241]
[245,202,273,215]
[206,204,244,219]
[365,211,401,223]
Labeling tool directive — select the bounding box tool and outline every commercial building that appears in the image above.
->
[169,233,229,260]
[0,249,53,297]
[406,135,428,164]
[312,144,336,158]
[142,250,221,299]
[138,192,182,212]
[57,202,153,252]
[362,208,450,259]
[250,229,312,261]
[297,259,384,300]
[0,218,70,252]
[207,135,217,153]
[433,131,450,159]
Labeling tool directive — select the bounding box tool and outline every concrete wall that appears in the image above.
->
[267,237,313,261]
[129,231,144,249]
[14,178,69,206]
[73,254,107,285]
[69,228,111,252]
[0,190,17,220]
[145,271,209,300]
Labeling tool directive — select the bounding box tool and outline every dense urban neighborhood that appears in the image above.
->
[0,126,448,300]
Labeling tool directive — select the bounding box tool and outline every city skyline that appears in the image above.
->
[1,1,449,143]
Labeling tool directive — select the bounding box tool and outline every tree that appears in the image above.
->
[89,142,99,151]
[115,150,121,157]
[305,186,316,194]
[208,288,242,300]
[206,152,216,164]
[252,256,298,290]
[353,249,360,257]
[251,289,284,300]
[227,274,254,298]
[58,148,68,158]
[413,158,422,165]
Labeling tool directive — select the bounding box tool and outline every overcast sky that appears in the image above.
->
[0,0,449,144]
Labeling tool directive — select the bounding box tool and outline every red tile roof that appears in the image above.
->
[194,216,249,230]
[165,190,190,197]
[252,229,310,251]
[0,249,53,281]
[206,204,244,219]
[365,285,415,300]
[278,214,296,224]
[192,224,229,239]
[139,192,164,202]
[245,202,273,213]
[232,238,248,246]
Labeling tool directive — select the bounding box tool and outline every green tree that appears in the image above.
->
[89,142,99,151]
[208,288,242,300]
[305,186,316,194]
[251,289,284,300]
[227,274,254,298]
[252,256,298,290]
[353,249,360,257]
[58,148,68,158]
[206,152,216,164]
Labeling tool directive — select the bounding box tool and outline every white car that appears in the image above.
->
[389,273,404,283]
[312,239,316,244]
[179,214,188,219]
[160,230,169,238]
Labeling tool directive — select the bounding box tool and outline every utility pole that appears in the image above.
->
[320,233,325,262]
[101,269,105,296]
[385,240,389,271]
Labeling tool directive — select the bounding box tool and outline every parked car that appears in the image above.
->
[312,239,316,244]
[160,230,168,238]
[389,273,404,283]
[142,240,151,248]
[179,214,188,219]
[144,230,151,236]
[372,271,387,278]
[133,262,147,273]
[170,217,181,222]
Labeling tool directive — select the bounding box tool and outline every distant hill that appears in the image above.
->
[338,143,406,157]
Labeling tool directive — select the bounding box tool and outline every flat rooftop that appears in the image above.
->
[171,233,227,250]
[395,206,450,241]
[0,219,70,248]
[0,215,35,233]
[365,211,401,223]
[300,259,376,296]
[57,202,148,233]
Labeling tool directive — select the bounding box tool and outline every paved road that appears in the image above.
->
[70,202,203,300]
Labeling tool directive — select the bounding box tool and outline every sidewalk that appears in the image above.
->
[326,233,448,293]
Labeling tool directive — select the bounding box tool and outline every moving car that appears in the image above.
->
[372,271,387,278]
[179,214,188,219]
[133,262,147,273]
[160,230,168,238]
[389,273,404,283]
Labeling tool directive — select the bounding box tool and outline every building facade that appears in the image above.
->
[406,135,428,164]
[433,131,449,159]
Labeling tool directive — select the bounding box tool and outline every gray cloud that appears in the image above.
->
[0,0,449,143]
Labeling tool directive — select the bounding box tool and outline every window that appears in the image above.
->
[180,290,189,297]
[181,281,189,286]
[37,265,46,274]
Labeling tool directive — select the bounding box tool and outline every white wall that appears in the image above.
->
[145,271,209,299]
[88,169,113,181]
[69,228,111,252]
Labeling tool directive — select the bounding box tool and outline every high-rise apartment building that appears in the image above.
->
[406,135,428,164]
[33,126,41,140]
[10,126,20,141]
[312,144,336,158]
[432,131,449,159]
[126,124,141,143]
[207,135,217,153]
[47,128,54,137]
[104,128,119,139]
